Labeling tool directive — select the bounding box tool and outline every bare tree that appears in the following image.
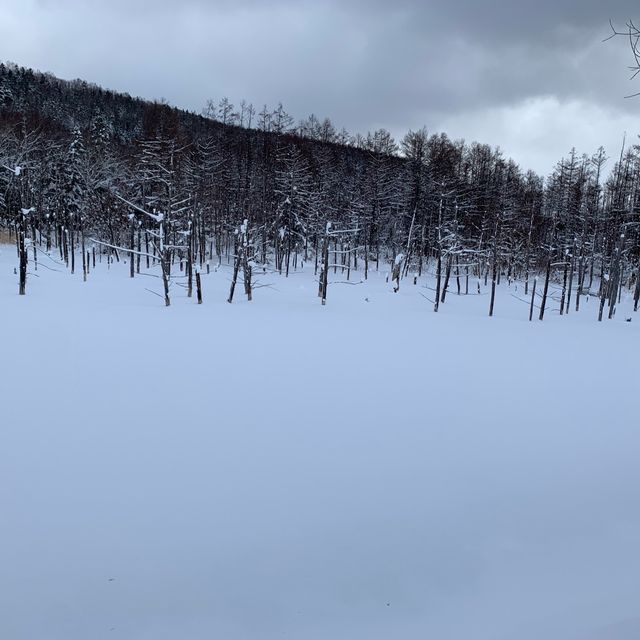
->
[606,20,640,97]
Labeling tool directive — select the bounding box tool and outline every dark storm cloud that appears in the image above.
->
[1,0,639,173]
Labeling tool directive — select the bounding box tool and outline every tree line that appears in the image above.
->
[1,62,639,318]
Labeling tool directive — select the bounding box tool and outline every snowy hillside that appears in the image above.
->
[2,244,639,640]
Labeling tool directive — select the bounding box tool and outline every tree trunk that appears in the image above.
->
[529,276,537,321]
[539,258,551,321]
[196,270,202,304]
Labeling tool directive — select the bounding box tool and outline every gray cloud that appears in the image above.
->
[1,0,639,174]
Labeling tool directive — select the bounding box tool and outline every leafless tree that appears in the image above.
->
[606,20,640,97]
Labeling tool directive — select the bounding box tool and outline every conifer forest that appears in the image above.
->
[1,61,639,319]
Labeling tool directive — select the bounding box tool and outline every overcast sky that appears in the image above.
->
[1,0,639,175]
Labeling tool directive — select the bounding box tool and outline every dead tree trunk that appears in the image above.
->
[529,276,537,322]
[489,249,498,317]
[539,257,551,321]
[227,239,241,304]
[196,270,203,304]
[129,219,135,279]
[318,223,330,305]
[18,216,27,296]
[434,250,442,313]
[160,255,171,307]
[441,256,452,304]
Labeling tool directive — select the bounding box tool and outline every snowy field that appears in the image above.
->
[2,244,640,640]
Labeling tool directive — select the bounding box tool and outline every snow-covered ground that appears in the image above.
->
[2,245,639,640]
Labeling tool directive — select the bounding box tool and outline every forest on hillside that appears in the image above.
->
[0,61,638,318]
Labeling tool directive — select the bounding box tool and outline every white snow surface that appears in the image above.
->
[1,245,640,640]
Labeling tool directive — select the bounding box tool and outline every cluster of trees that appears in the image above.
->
[1,62,639,318]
